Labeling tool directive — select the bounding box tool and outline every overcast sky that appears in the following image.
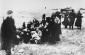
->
[0,0,85,27]
[0,0,85,15]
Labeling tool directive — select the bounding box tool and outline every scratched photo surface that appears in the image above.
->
[0,0,85,55]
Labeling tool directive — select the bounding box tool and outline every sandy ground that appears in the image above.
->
[7,27,85,55]
[0,30,85,55]
[1,27,85,55]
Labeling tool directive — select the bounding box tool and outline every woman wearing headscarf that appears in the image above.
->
[75,11,83,29]
[50,16,61,44]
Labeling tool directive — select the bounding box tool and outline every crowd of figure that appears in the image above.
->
[17,11,61,44]
[62,9,83,29]
[1,9,83,55]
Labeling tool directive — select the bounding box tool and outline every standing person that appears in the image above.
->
[50,16,61,44]
[41,14,46,26]
[27,22,31,31]
[69,9,76,29]
[62,12,69,28]
[55,11,61,34]
[22,22,26,29]
[75,11,83,29]
[1,10,18,55]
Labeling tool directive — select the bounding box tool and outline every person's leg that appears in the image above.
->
[80,24,82,29]
[65,25,67,28]
[6,43,11,55]
[72,25,73,29]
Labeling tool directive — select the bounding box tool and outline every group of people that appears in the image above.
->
[1,9,83,55]
[17,11,61,44]
[1,10,61,55]
[62,9,83,29]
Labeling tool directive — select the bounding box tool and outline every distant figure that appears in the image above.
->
[45,7,46,10]
[27,22,31,31]
[33,18,39,27]
[1,10,18,55]
[62,12,69,28]
[75,11,83,29]
[41,14,46,26]
[69,9,76,29]
[22,22,26,29]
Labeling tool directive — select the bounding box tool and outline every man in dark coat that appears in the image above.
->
[69,9,76,29]
[75,11,83,29]
[1,10,18,55]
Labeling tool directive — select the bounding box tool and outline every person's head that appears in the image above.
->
[78,10,80,13]
[33,18,36,21]
[7,10,13,17]
[72,9,74,12]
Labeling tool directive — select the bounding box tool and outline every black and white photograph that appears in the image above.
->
[0,0,85,55]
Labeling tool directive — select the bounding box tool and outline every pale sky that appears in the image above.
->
[0,0,85,13]
[0,0,85,27]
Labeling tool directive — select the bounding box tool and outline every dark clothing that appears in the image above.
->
[1,17,17,55]
[42,14,46,26]
[22,22,26,29]
[69,12,76,26]
[41,20,46,26]
[27,23,31,30]
[55,12,61,34]
[42,14,46,21]
[33,19,39,27]
[50,22,60,43]
[68,11,76,29]
[75,12,83,28]
[62,13,69,28]
[41,28,49,43]
[23,31,31,43]
[52,11,61,34]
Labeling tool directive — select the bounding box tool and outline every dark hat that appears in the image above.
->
[7,10,13,15]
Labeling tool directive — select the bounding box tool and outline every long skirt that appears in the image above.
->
[69,17,75,26]
[75,18,82,27]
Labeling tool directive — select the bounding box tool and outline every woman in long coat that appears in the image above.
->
[50,16,61,44]
[75,11,83,29]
